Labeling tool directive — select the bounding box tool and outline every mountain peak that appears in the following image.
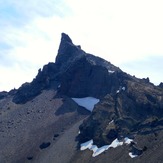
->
[55,33,84,69]
[61,33,73,43]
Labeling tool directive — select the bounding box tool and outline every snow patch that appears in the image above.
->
[129,152,138,158]
[122,87,126,91]
[90,145,98,153]
[108,70,115,73]
[80,138,123,157]
[80,137,134,157]
[124,137,133,145]
[109,138,123,148]
[72,97,100,111]
[116,86,126,93]
[80,140,93,150]
[93,145,109,157]
[109,120,114,124]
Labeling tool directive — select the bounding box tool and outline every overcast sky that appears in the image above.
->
[0,0,163,91]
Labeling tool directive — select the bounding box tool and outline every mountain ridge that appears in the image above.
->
[9,33,125,103]
[0,33,163,163]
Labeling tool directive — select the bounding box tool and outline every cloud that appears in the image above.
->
[0,0,163,91]
[0,0,69,20]
[120,56,163,85]
[0,0,70,91]
[40,0,162,72]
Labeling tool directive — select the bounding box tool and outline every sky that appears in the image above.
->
[0,0,163,91]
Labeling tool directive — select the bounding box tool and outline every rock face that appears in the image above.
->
[1,33,163,163]
[12,63,59,104]
[12,32,122,103]
[78,80,163,146]
[159,82,163,88]
[55,33,85,70]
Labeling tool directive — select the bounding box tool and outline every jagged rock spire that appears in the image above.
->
[60,33,73,43]
[55,33,84,69]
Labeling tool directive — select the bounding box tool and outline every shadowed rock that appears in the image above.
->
[39,142,51,149]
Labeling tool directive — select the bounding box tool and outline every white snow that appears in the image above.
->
[129,152,138,158]
[80,140,93,150]
[108,70,115,73]
[109,120,114,124]
[80,137,138,158]
[92,139,124,157]
[116,86,126,93]
[72,97,100,111]
[122,87,126,91]
[80,138,124,157]
[109,138,123,148]
[92,145,109,157]
[124,137,133,145]
[90,145,98,153]
[80,137,136,158]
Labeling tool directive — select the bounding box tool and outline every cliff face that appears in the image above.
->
[78,80,163,146]
[1,33,163,162]
[12,33,123,103]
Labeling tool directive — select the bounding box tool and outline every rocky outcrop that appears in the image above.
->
[159,82,163,88]
[56,34,127,98]
[12,33,123,103]
[78,77,163,146]
[58,56,125,98]
[55,33,85,70]
[12,62,60,104]
[0,91,8,100]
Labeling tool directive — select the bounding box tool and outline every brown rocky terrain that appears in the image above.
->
[0,89,89,163]
[0,33,163,163]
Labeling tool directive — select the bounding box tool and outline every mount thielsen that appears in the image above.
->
[0,33,163,163]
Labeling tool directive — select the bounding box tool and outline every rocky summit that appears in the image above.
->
[0,33,163,163]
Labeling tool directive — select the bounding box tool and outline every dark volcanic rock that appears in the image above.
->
[27,156,33,160]
[0,91,8,99]
[58,55,126,98]
[56,34,125,98]
[78,80,163,146]
[159,82,163,88]
[12,33,123,103]
[131,145,143,156]
[39,142,51,149]
[12,63,60,104]
[55,33,85,70]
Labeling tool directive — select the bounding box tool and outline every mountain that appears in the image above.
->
[0,33,163,163]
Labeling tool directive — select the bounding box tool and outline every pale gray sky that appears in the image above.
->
[0,0,163,91]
